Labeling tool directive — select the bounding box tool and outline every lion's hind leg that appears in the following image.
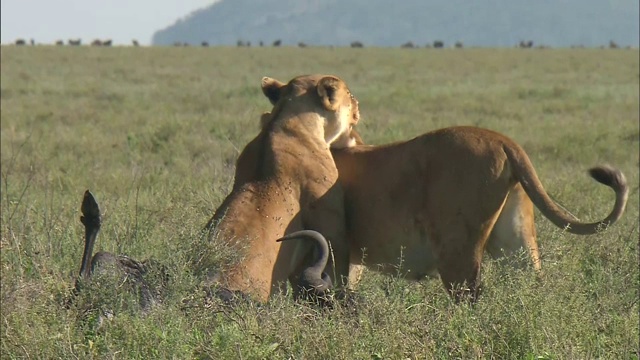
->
[485,184,541,272]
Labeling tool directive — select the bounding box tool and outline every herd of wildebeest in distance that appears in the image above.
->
[7,37,632,49]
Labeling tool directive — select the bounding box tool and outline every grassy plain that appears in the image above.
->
[1,46,638,359]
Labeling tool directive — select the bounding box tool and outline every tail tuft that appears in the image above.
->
[588,165,627,191]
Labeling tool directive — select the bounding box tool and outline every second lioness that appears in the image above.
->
[287,127,628,301]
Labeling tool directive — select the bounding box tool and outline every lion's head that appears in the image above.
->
[261,75,359,146]
[260,75,362,148]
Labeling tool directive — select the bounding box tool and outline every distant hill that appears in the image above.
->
[151,0,639,48]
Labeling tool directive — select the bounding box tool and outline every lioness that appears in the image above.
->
[282,127,628,301]
[202,74,358,302]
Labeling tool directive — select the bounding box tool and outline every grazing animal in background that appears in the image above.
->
[401,41,415,48]
[201,41,209,47]
[519,40,534,48]
[74,190,167,310]
[55,40,64,46]
[350,41,364,48]
[102,39,112,47]
[259,41,264,47]
[609,40,619,49]
[91,39,102,46]
[132,39,139,47]
[281,127,628,302]
[298,42,307,48]
[68,39,81,46]
[272,39,282,47]
[433,40,444,48]
[30,39,35,46]
[454,41,464,48]
[15,39,26,46]
[200,74,359,303]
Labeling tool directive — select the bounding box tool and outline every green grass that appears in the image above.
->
[1,46,638,359]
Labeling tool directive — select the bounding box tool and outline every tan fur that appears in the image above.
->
[335,131,540,282]
[329,127,628,300]
[203,74,358,302]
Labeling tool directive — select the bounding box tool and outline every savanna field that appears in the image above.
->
[1,46,638,359]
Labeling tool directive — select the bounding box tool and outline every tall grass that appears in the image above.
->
[1,46,638,359]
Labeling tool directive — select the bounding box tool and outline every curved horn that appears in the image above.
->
[277,230,333,294]
[79,190,101,279]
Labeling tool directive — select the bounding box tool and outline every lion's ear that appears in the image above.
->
[261,77,285,105]
[317,76,345,111]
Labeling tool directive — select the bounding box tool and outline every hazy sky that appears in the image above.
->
[1,0,216,45]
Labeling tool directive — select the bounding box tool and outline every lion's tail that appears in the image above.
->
[502,144,628,235]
